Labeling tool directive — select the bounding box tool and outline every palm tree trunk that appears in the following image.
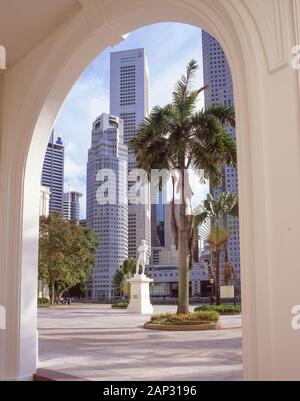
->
[171,174,179,249]
[177,168,190,314]
[215,250,221,305]
[224,240,229,262]
[58,290,66,304]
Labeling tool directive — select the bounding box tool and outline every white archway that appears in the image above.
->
[1,0,300,380]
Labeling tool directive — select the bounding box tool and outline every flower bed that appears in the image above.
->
[144,311,220,331]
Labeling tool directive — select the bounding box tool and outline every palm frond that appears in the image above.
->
[189,107,237,185]
[178,86,208,123]
[172,59,199,110]
[129,104,176,173]
[189,141,224,187]
[208,223,229,248]
[204,104,235,128]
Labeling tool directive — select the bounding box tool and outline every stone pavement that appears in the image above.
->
[38,304,243,381]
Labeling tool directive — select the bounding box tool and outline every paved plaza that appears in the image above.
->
[37,304,243,381]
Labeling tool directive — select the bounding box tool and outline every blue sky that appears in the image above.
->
[54,22,209,218]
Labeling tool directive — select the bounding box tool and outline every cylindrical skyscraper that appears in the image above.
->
[63,190,82,224]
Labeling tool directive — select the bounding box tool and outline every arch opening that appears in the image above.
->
[36,21,243,380]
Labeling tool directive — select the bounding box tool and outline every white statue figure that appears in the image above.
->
[136,239,148,275]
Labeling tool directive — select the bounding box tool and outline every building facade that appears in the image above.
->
[39,186,51,218]
[79,219,86,227]
[86,114,128,300]
[110,48,151,262]
[41,131,64,214]
[63,190,82,224]
[202,31,240,280]
[147,263,207,299]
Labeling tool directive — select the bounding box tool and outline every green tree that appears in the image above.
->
[130,60,236,313]
[39,213,99,304]
[113,258,137,299]
[195,192,238,305]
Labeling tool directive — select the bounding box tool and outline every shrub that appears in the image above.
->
[194,305,241,315]
[151,312,174,321]
[150,311,219,323]
[111,302,128,309]
[38,297,50,305]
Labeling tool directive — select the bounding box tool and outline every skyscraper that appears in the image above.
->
[151,196,164,265]
[63,190,82,224]
[41,131,64,213]
[202,31,240,279]
[110,48,151,262]
[86,113,128,300]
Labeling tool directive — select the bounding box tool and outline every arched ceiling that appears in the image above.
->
[0,0,80,66]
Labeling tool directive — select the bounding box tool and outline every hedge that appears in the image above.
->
[194,305,241,315]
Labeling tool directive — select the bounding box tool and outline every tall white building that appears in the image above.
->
[110,48,151,262]
[202,31,240,280]
[86,114,128,300]
[63,190,82,224]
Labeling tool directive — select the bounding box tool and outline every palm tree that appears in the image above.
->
[195,192,238,305]
[130,60,236,314]
[113,258,136,299]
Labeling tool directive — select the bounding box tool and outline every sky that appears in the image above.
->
[54,22,209,218]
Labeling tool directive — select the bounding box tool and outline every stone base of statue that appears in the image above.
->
[127,273,154,315]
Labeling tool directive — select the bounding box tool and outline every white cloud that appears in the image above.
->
[189,172,209,209]
[150,61,204,110]
[55,73,109,218]
[65,141,77,155]
[64,157,85,180]
[55,72,109,152]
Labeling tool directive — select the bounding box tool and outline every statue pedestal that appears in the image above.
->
[127,274,154,315]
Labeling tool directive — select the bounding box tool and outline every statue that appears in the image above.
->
[127,239,153,314]
[223,261,236,284]
[136,239,148,275]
